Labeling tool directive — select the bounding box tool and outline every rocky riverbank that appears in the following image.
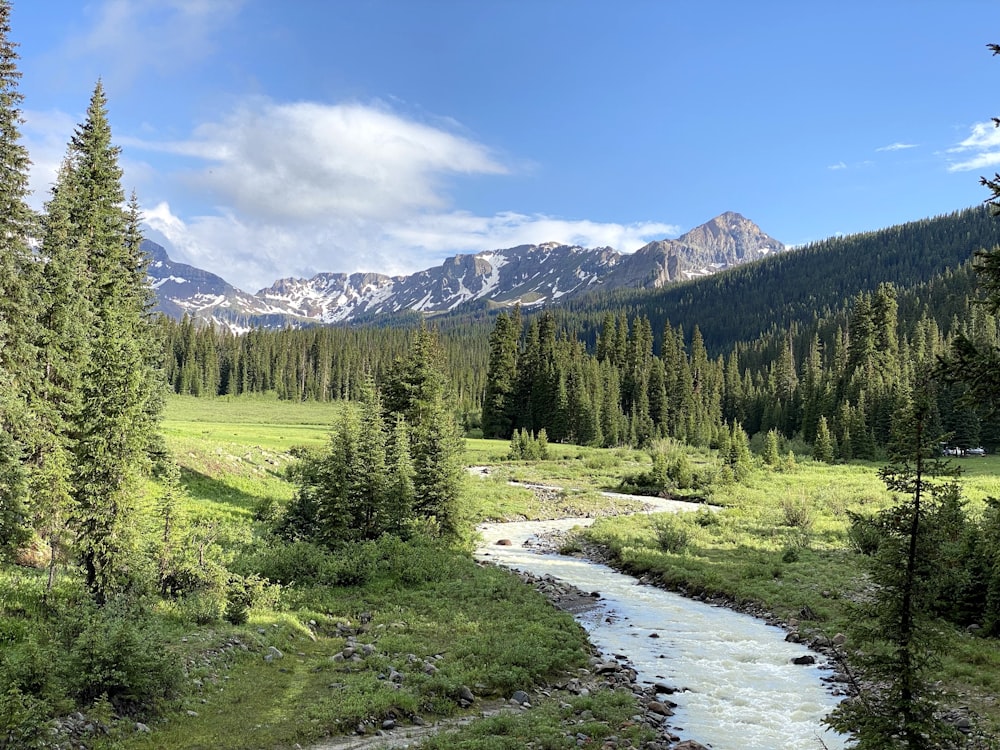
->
[494,567,710,750]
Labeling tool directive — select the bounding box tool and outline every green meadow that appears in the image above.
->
[6,394,1000,748]
[158,397,1000,743]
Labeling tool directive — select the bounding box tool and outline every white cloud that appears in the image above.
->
[876,142,917,152]
[384,212,677,258]
[21,109,79,207]
[133,99,509,223]
[144,202,679,293]
[828,161,847,171]
[947,120,1000,172]
[57,96,676,293]
[67,0,244,86]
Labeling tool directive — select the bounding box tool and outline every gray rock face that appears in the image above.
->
[145,212,785,330]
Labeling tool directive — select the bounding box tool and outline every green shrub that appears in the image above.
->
[178,589,227,624]
[781,544,801,563]
[693,507,720,527]
[63,610,183,716]
[0,686,50,750]
[325,542,378,586]
[584,452,619,470]
[233,539,329,585]
[224,573,273,625]
[508,429,550,461]
[654,516,690,554]
[0,638,58,701]
[846,511,882,556]
[780,497,814,530]
[375,534,454,585]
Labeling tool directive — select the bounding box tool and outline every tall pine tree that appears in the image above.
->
[68,82,162,603]
[0,0,38,554]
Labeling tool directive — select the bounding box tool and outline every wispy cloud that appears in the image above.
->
[144,203,679,293]
[947,120,1000,172]
[876,142,917,152]
[828,161,848,171]
[64,0,244,87]
[21,109,79,204]
[135,98,676,291]
[133,98,509,223]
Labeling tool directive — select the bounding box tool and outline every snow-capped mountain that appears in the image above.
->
[146,212,784,330]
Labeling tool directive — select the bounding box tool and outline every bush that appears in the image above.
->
[224,574,270,625]
[63,610,183,716]
[178,589,227,624]
[654,516,690,554]
[233,540,329,585]
[508,429,550,461]
[584,452,619,470]
[0,686,50,750]
[780,498,814,530]
[0,638,58,701]
[846,512,882,556]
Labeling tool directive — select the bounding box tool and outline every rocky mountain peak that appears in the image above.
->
[675,211,784,264]
[146,212,786,330]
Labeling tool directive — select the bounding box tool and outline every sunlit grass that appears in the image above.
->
[61,396,1000,744]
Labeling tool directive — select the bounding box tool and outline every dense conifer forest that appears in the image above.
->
[162,206,1000,459]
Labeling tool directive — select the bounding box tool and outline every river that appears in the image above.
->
[475,496,847,750]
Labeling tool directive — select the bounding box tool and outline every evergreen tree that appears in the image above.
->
[0,0,38,554]
[351,384,388,540]
[826,385,965,749]
[385,414,415,535]
[385,326,465,537]
[762,429,781,467]
[32,159,91,575]
[480,308,520,438]
[68,82,162,603]
[813,415,835,463]
[726,422,753,481]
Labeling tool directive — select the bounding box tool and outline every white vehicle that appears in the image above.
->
[967,447,987,457]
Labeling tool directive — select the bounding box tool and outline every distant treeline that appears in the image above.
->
[161,206,1000,455]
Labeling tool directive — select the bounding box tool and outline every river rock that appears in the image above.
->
[510,689,531,705]
[791,654,816,665]
[646,700,674,716]
[674,741,711,750]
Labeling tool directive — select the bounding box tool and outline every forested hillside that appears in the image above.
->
[556,205,999,354]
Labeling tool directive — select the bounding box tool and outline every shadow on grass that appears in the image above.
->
[178,466,262,516]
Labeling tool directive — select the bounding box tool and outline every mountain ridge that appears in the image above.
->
[146,211,785,330]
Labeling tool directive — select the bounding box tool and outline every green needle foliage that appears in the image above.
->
[0,0,39,555]
[825,383,967,749]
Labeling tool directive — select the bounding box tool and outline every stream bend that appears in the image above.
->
[475,490,846,750]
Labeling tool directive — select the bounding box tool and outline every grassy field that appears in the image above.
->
[97,396,659,749]
[157,396,1000,741]
[6,394,1000,748]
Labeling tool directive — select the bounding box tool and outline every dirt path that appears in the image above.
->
[307,700,515,750]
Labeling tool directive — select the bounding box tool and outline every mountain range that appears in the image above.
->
[146,211,785,330]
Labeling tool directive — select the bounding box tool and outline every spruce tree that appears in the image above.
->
[67,82,162,603]
[481,309,520,439]
[352,384,388,540]
[385,414,415,535]
[0,0,38,554]
[762,429,781,467]
[825,385,965,749]
[384,326,464,537]
[813,415,835,463]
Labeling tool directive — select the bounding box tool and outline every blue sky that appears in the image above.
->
[11,1,1000,292]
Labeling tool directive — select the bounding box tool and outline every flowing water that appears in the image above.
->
[476,514,847,750]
